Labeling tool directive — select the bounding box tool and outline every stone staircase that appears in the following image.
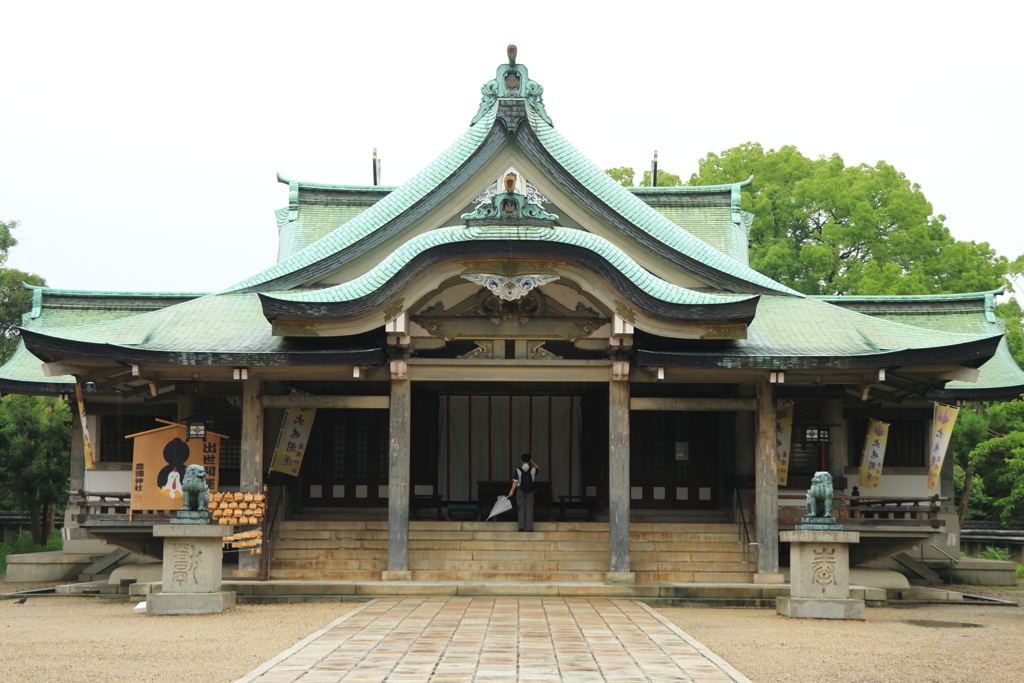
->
[270,520,755,583]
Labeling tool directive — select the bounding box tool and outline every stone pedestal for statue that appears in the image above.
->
[147,524,235,615]
[777,528,865,620]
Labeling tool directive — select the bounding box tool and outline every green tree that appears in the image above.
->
[604,167,635,187]
[603,166,684,187]
[0,220,46,364]
[686,143,1024,297]
[0,395,71,544]
[640,169,683,187]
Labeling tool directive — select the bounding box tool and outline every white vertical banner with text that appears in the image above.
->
[857,420,890,490]
[927,404,959,491]
[270,408,317,476]
[775,401,794,486]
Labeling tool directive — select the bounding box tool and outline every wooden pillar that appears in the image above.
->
[238,377,263,574]
[607,380,633,580]
[824,399,846,478]
[385,378,412,578]
[754,377,781,580]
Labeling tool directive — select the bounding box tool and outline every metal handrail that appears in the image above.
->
[734,489,756,581]
[928,544,958,585]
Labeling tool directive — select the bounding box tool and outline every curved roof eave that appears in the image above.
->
[256,225,753,309]
[635,335,1003,371]
[257,225,759,321]
[19,328,386,368]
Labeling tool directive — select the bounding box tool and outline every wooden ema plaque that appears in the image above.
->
[127,420,225,513]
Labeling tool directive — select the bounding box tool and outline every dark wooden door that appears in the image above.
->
[302,409,389,507]
[629,411,719,509]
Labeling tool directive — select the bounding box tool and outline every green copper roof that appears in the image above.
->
[224,105,499,293]
[222,57,799,298]
[523,106,796,296]
[262,224,755,308]
[18,293,384,367]
[1,288,208,389]
[636,295,1001,370]
[816,289,1024,395]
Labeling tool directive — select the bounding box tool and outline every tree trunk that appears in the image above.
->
[29,505,44,546]
[958,463,974,529]
[42,503,55,546]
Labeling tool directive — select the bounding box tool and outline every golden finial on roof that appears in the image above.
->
[507,44,517,65]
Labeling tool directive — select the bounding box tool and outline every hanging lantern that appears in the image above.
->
[802,420,834,443]
[186,415,207,441]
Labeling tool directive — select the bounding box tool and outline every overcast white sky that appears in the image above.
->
[2,1,1021,293]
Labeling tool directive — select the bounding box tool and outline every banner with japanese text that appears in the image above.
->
[128,421,222,512]
[75,383,95,469]
[927,404,959,491]
[775,401,794,486]
[857,420,890,490]
[270,408,316,476]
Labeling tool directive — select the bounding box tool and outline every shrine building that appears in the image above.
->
[4,46,1023,589]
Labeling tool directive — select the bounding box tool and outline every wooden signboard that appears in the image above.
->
[127,420,225,513]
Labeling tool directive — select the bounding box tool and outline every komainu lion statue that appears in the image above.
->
[181,464,210,512]
[805,471,834,518]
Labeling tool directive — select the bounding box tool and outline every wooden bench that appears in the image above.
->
[411,493,444,520]
[558,494,600,521]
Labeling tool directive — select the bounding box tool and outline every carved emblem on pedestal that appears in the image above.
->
[811,547,838,586]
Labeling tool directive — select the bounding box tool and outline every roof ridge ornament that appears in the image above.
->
[470,45,553,127]
[462,173,558,226]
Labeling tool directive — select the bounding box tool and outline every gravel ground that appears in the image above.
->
[0,595,362,683]
[2,588,1022,683]
[661,601,1024,683]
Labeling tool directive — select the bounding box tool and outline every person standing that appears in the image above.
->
[508,453,539,532]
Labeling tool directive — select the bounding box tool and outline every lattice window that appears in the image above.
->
[99,415,167,463]
[848,418,926,468]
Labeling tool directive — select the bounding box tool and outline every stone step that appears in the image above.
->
[269,569,384,581]
[409,570,610,582]
[276,520,742,533]
[269,559,388,571]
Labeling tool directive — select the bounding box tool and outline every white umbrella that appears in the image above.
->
[486,495,512,521]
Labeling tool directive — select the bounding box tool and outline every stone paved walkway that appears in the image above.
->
[236,597,751,683]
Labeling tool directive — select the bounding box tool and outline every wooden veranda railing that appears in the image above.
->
[777,494,949,527]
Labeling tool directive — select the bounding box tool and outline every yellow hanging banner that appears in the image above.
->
[270,407,317,476]
[927,404,959,491]
[75,383,95,470]
[857,420,890,490]
[775,401,794,486]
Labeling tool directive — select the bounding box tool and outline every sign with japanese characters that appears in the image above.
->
[126,421,223,512]
[269,408,316,476]
[857,419,890,490]
[927,404,959,491]
[775,401,794,486]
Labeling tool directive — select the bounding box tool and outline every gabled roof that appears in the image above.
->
[223,53,798,298]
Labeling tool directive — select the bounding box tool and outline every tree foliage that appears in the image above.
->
[0,220,46,364]
[953,401,1024,525]
[686,142,1024,296]
[0,395,71,544]
[602,167,684,187]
